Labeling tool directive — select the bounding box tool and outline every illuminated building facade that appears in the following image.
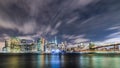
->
[2,37,21,52]
[54,36,58,45]
[37,38,41,51]
[41,38,45,52]
[37,37,45,53]
[2,37,66,53]
[2,37,36,53]
[20,39,35,52]
[45,43,57,53]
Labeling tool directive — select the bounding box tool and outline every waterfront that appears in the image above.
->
[0,54,120,68]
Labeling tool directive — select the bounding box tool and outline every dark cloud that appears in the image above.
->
[0,0,120,44]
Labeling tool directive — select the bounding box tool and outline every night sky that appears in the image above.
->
[0,0,120,45]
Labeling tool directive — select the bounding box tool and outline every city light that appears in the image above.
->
[1,36,120,54]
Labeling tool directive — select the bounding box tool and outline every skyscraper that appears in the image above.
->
[54,36,58,45]
[41,37,45,52]
[37,38,41,51]
[37,37,45,52]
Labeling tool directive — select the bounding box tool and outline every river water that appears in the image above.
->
[0,54,120,68]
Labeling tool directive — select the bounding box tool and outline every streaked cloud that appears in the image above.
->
[62,34,90,43]
[107,26,120,31]
[0,0,120,45]
[107,32,120,38]
[0,19,37,34]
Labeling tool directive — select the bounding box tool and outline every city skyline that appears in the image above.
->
[0,0,120,48]
[0,1,120,68]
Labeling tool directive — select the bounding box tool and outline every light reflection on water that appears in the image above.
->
[0,54,120,68]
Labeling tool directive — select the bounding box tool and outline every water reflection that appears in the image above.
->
[51,55,61,68]
[5,56,19,68]
[0,54,120,68]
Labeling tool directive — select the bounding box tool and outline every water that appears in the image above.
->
[0,54,120,68]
